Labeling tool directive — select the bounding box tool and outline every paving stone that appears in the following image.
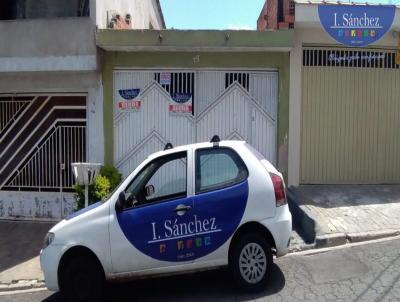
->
[290,185,400,247]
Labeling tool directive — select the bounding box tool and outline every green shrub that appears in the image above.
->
[74,165,122,210]
[99,164,122,190]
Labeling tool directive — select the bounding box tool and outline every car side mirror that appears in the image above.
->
[115,192,126,212]
[145,184,155,197]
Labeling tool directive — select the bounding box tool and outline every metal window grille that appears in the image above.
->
[225,72,250,90]
[303,48,399,69]
[154,72,195,114]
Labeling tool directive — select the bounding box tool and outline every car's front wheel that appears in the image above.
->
[60,255,104,302]
[230,233,273,292]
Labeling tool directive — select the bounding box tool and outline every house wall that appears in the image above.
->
[23,0,81,18]
[0,18,97,73]
[288,4,400,186]
[101,51,290,179]
[95,0,164,29]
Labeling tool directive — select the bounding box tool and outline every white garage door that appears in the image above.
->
[113,70,278,177]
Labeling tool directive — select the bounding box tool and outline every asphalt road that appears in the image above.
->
[2,237,400,302]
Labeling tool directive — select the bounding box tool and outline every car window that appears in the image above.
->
[124,152,187,208]
[145,157,187,200]
[195,148,248,194]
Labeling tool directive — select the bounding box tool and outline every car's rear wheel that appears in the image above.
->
[60,255,104,302]
[230,233,273,292]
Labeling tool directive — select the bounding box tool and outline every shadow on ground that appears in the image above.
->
[42,265,285,302]
[0,220,55,272]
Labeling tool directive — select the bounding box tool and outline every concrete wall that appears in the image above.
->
[0,18,97,73]
[96,0,164,29]
[23,0,81,18]
[0,191,75,220]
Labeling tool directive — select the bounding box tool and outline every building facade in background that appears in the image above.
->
[0,0,164,220]
[288,1,400,186]
[4,0,398,221]
[96,30,292,184]
[257,0,294,30]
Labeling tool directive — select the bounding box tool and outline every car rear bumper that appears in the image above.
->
[260,204,292,257]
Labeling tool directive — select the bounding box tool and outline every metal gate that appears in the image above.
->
[113,70,278,177]
[301,47,400,184]
[0,95,87,191]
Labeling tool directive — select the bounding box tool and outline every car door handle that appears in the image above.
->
[174,204,192,213]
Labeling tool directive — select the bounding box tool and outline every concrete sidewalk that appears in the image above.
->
[0,220,54,291]
[4,185,399,291]
[289,185,400,248]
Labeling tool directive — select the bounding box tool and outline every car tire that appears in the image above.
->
[230,233,273,292]
[60,255,104,302]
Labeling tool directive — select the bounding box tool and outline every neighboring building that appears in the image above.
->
[257,0,295,30]
[96,30,293,182]
[288,1,400,186]
[0,0,164,220]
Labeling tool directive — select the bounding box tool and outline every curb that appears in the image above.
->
[0,280,46,292]
[303,229,400,250]
[289,229,400,253]
[288,243,316,253]
[316,233,347,248]
[346,229,400,243]
[287,188,316,244]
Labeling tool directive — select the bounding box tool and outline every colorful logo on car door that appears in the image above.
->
[116,181,248,262]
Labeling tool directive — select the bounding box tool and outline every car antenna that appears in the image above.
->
[210,135,220,147]
[164,143,173,150]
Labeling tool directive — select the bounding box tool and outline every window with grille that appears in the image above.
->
[224,73,250,91]
[303,49,399,69]
[154,72,195,114]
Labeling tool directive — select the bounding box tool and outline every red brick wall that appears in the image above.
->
[257,0,294,31]
[257,0,278,30]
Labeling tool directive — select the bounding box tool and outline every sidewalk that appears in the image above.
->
[0,220,54,291]
[288,185,400,248]
[3,186,400,291]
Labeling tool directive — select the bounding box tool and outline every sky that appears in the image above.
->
[159,0,397,30]
[160,0,265,30]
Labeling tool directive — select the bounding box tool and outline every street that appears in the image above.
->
[2,237,400,302]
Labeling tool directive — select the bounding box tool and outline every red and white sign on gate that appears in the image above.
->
[118,100,141,110]
[169,93,192,114]
[118,89,141,111]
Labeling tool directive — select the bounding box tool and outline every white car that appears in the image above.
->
[40,138,292,301]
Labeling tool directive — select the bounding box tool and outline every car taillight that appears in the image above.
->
[269,173,287,207]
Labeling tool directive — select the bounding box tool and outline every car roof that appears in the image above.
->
[147,140,247,160]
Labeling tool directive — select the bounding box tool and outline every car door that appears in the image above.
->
[110,151,195,273]
[190,147,250,262]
